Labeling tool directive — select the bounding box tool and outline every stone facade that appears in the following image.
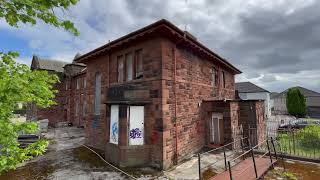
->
[27,56,87,127]
[76,20,245,170]
[29,20,265,170]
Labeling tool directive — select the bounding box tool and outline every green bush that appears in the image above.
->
[297,125,320,149]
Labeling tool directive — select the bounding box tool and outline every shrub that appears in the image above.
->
[297,125,320,149]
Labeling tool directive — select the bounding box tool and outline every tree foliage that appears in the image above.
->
[0,0,79,36]
[286,88,307,117]
[0,0,79,174]
[0,52,59,173]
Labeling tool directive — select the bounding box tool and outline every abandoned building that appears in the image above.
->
[27,54,87,127]
[72,19,265,169]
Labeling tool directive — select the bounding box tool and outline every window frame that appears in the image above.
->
[117,55,124,83]
[94,72,101,115]
[134,49,143,79]
[125,52,133,81]
[222,71,226,88]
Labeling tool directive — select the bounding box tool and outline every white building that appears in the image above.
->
[236,82,271,118]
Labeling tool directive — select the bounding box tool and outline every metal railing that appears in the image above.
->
[198,137,248,180]
[226,137,277,180]
[266,120,320,159]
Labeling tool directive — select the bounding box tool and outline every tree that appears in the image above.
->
[286,88,307,117]
[0,0,79,174]
[0,0,79,36]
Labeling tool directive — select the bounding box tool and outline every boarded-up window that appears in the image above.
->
[110,105,119,144]
[135,50,143,79]
[94,72,101,115]
[126,53,133,81]
[117,56,124,83]
[128,106,144,145]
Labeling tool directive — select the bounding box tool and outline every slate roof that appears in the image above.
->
[275,86,320,98]
[236,82,270,93]
[32,55,68,73]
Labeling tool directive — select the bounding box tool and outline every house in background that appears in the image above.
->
[236,82,271,118]
[272,86,320,118]
[27,55,87,127]
[74,19,265,169]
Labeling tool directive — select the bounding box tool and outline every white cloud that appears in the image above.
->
[1,0,319,92]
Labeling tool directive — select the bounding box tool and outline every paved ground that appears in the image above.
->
[164,150,238,180]
[0,127,126,180]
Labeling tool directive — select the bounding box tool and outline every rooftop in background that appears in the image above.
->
[31,55,86,73]
[236,82,269,93]
[275,86,320,98]
[31,55,69,72]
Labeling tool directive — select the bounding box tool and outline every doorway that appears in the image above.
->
[210,113,224,144]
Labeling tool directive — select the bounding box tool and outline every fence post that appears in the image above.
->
[223,146,227,171]
[249,141,258,178]
[266,138,273,168]
[270,137,277,160]
[198,153,202,180]
[240,138,245,160]
[228,161,233,180]
[292,130,296,155]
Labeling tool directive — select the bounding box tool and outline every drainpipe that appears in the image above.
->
[173,46,178,165]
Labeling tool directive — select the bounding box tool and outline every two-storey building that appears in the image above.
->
[74,19,265,169]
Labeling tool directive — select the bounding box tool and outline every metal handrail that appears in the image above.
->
[200,137,248,155]
[229,138,268,163]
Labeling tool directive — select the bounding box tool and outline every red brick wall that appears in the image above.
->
[160,38,236,169]
[36,76,68,127]
[84,37,164,167]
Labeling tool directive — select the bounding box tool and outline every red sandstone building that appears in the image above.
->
[27,55,87,127]
[28,19,265,170]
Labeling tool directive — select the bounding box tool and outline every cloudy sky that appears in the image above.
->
[1,0,319,93]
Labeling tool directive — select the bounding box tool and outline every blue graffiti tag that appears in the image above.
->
[111,122,118,142]
[129,128,142,139]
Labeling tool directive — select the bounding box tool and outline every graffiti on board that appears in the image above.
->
[111,122,118,143]
[129,128,142,139]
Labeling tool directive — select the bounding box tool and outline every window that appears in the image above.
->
[117,56,124,83]
[110,105,119,144]
[135,49,143,79]
[83,97,86,117]
[76,78,80,90]
[128,106,144,145]
[212,68,218,86]
[65,81,68,90]
[83,78,86,89]
[222,71,226,88]
[94,72,101,115]
[75,102,79,116]
[126,53,133,81]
